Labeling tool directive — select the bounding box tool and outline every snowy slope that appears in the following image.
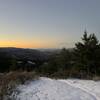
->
[12,77,100,100]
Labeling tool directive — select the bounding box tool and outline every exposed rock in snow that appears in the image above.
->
[12,77,100,100]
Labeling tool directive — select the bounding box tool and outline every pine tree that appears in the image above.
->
[74,31,100,77]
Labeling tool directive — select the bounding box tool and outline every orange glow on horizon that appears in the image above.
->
[0,40,56,48]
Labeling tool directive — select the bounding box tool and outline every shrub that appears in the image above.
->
[0,71,38,100]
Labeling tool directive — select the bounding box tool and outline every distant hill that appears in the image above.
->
[0,47,50,61]
[0,47,73,62]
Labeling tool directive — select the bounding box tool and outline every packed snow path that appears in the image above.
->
[59,79,100,100]
[13,77,100,100]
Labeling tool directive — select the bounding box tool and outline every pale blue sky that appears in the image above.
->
[0,0,100,48]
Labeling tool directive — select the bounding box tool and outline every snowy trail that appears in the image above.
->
[59,79,100,100]
[12,77,100,100]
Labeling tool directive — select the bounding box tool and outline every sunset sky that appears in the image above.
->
[0,0,100,48]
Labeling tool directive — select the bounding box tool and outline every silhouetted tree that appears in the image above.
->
[74,31,100,77]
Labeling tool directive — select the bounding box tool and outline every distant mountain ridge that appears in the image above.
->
[0,47,49,61]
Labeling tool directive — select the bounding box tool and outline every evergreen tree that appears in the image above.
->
[74,31,100,77]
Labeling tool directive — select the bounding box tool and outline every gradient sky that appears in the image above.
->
[0,0,100,48]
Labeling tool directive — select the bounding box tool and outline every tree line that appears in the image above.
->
[0,31,100,79]
[38,31,100,79]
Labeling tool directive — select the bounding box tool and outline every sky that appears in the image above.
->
[0,0,100,48]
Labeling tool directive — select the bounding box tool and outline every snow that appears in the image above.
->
[12,77,100,100]
[59,79,100,100]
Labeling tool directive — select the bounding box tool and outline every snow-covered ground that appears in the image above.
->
[12,77,100,100]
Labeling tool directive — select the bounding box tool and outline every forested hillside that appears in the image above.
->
[0,32,100,79]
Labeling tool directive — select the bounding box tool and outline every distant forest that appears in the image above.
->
[0,31,100,79]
